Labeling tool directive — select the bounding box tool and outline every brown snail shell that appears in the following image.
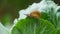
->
[25,10,41,19]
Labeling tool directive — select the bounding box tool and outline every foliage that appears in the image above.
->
[0,0,60,34]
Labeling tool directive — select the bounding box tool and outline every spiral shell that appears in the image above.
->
[29,10,41,18]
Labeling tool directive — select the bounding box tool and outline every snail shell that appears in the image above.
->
[30,10,41,18]
[25,10,41,18]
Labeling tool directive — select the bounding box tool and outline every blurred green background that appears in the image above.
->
[0,0,60,26]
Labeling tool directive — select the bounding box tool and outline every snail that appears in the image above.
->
[25,10,41,19]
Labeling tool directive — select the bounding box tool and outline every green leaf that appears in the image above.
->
[11,27,22,34]
[56,29,60,34]
[56,12,60,28]
[11,17,56,34]
[41,12,49,20]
